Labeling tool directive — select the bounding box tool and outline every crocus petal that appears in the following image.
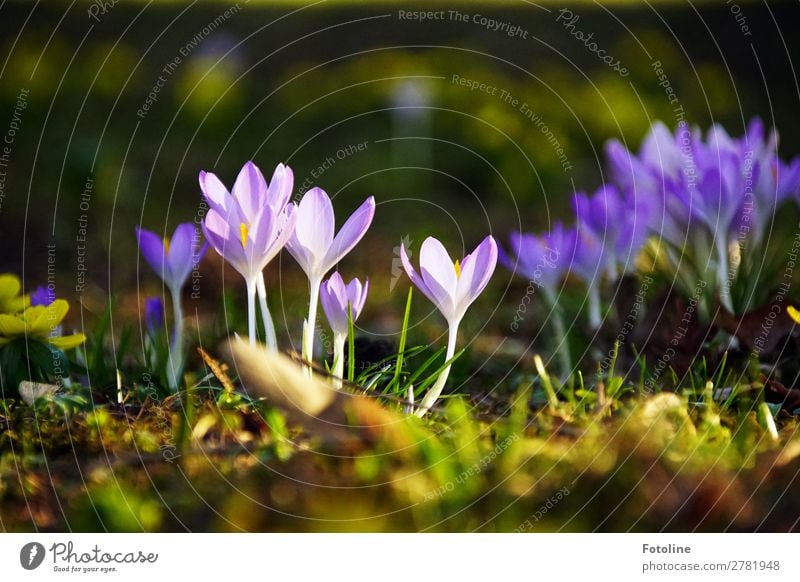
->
[400,243,437,306]
[136,227,167,280]
[323,196,376,272]
[199,170,231,214]
[341,276,369,321]
[202,209,250,278]
[289,187,335,276]
[266,163,294,213]
[418,237,458,320]
[456,236,497,311]
[145,296,164,332]
[248,205,277,262]
[320,272,349,335]
[165,223,198,288]
[353,278,369,319]
[232,161,268,220]
[29,286,54,307]
[261,204,298,267]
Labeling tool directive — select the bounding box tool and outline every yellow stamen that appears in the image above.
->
[163,237,170,253]
[788,305,800,325]
[454,259,461,278]
[240,223,249,249]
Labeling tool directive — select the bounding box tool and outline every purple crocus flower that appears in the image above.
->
[401,235,497,416]
[286,187,375,365]
[200,161,297,347]
[500,222,575,374]
[319,272,369,381]
[320,272,369,338]
[29,286,55,307]
[572,184,653,281]
[144,296,164,333]
[603,119,800,311]
[499,222,574,301]
[568,226,606,329]
[737,118,800,240]
[137,222,206,390]
[136,223,206,293]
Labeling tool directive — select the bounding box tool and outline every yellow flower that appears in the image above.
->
[788,305,800,325]
[0,274,29,314]
[0,299,85,349]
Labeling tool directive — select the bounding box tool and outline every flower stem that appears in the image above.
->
[246,277,257,346]
[332,333,345,389]
[167,285,184,392]
[544,288,571,381]
[587,284,602,330]
[414,320,459,417]
[301,276,322,369]
[717,236,733,312]
[256,273,278,351]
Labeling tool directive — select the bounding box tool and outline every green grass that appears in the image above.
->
[2,341,799,532]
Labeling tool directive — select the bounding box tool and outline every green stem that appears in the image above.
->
[587,284,602,330]
[717,236,733,312]
[167,285,184,392]
[544,289,571,381]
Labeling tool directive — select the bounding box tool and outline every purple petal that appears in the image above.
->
[266,163,294,212]
[400,242,436,306]
[290,188,335,276]
[264,203,297,266]
[232,161,268,220]
[320,272,349,335]
[352,278,369,319]
[456,236,497,310]
[323,196,376,272]
[199,170,231,214]
[30,286,54,307]
[136,227,167,281]
[144,296,164,332]
[344,276,368,320]
[249,205,277,260]
[418,237,458,320]
[165,223,198,288]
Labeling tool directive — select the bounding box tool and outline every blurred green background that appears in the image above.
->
[1,0,798,315]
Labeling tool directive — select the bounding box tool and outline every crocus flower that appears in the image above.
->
[401,235,497,417]
[603,120,800,311]
[319,272,369,382]
[200,161,297,349]
[499,222,574,303]
[573,184,652,280]
[29,286,55,307]
[499,223,575,376]
[144,296,164,333]
[286,188,375,366]
[570,185,654,329]
[137,222,207,390]
[568,226,606,330]
[137,223,206,294]
[737,118,800,241]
